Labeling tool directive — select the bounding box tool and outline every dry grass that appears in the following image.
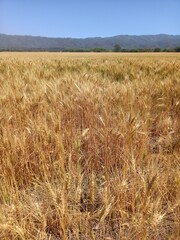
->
[0,52,179,239]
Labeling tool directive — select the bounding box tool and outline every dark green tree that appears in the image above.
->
[113,44,121,52]
[154,48,161,52]
[174,47,180,52]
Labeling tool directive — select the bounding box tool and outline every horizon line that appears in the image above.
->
[1,32,180,39]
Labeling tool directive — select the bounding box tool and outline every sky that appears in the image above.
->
[0,0,179,38]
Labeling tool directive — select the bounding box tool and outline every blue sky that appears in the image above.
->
[0,0,179,38]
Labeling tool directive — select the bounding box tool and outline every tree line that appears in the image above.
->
[0,45,180,52]
[113,44,180,52]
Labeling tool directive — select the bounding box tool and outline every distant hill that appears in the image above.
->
[0,33,180,51]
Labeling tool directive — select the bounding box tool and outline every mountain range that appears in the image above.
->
[0,33,180,51]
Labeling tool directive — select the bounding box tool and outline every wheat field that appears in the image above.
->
[0,52,179,240]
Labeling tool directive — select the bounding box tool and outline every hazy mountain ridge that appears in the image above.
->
[0,33,180,50]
